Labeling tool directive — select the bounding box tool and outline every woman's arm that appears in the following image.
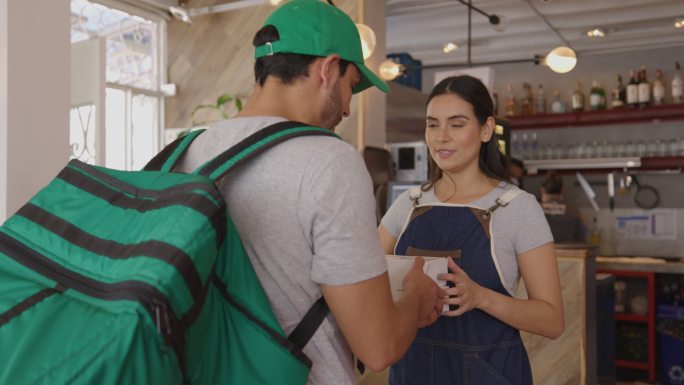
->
[440,242,565,339]
[378,224,398,255]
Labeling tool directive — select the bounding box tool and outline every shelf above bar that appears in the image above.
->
[524,157,641,175]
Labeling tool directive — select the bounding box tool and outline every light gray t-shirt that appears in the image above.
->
[381,181,553,294]
[176,116,387,385]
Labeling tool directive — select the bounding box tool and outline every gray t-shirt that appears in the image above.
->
[176,116,387,385]
[381,181,553,294]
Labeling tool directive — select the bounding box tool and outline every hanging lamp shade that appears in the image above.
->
[545,46,577,74]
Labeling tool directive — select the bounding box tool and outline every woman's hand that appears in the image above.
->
[438,257,488,317]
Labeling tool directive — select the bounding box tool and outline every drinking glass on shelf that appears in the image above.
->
[635,140,646,157]
[626,140,637,157]
[553,143,565,159]
[668,138,679,156]
[585,141,596,158]
[604,141,615,158]
[575,142,586,158]
[616,141,627,157]
[657,139,668,157]
[646,140,658,157]
[595,141,606,158]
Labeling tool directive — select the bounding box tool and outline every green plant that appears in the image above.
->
[190,93,243,127]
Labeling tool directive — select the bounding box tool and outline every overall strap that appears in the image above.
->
[483,187,522,219]
[194,121,338,181]
[143,129,206,172]
[409,187,422,207]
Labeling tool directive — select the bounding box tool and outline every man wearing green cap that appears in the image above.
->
[177,1,442,384]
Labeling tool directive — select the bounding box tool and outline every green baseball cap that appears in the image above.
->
[254,0,388,94]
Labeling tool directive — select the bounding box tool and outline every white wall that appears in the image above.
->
[1,0,8,221]
[359,0,386,149]
[0,0,70,221]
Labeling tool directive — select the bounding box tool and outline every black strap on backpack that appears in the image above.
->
[288,297,330,349]
[143,129,204,172]
[194,120,337,181]
[195,121,337,348]
[146,121,338,349]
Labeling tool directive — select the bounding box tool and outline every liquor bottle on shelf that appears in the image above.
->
[551,91,565,114]
[589,81,606,111]
[505,84,517,117]
[638,65,650,108]
[520,82,533,116]
[653,69,665,106]
[535,84,546,115]
[571,80,585,111]
[611,74,625,108]
[673,61,683,103]
[626,69,639,108]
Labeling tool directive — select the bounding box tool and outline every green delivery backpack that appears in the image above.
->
[0,121,334,385]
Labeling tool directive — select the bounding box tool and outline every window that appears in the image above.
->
[70,0,165,170]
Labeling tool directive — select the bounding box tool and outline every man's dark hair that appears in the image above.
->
[252,25,351,86]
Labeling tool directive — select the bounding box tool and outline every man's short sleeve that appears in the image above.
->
[299,148,387,285]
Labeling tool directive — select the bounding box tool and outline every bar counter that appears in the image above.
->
[518,244,597,385]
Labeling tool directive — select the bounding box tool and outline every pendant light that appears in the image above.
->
[356,23,377,59]
[544,46,577,74]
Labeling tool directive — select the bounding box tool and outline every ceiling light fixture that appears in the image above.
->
[442,42,459,54]
[586,28,606,38]
[543,46,577,73]
[379,0,578,80]
[675,18,684,28]
[455,0,506,32]
[378,60,406,81]
[356,23,377,59]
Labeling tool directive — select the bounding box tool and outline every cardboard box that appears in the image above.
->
[386,255,448,312]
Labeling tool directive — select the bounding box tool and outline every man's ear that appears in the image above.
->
[319,54,341,89]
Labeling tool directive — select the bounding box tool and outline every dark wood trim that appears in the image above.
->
[508,104,684,130]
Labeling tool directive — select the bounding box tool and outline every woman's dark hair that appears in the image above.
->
[422,75,510,191]
[253,25,350,86]
[541,171,563,195]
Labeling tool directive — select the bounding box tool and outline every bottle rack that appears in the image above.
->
[597,269,656,382]
[504,104,684,173]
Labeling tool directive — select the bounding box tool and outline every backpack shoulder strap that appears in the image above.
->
[194,121,337,181]
[287,297,329,349]
[143,129,205,172]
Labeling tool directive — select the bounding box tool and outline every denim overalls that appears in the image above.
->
[390,187,532,385]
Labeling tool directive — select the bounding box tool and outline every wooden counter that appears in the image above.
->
[597,255,684,274]
[517,245,597,385]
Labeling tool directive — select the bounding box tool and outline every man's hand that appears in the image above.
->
[402,257,444,327]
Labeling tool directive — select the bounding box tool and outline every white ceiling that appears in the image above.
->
[386,0,684,67]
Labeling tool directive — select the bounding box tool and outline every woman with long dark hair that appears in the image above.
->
[379,75,564,385]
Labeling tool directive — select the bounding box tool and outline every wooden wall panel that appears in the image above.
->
[166,0,361,146]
